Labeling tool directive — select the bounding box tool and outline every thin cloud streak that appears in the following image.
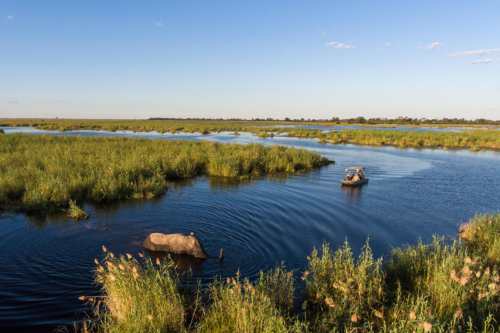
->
[154,20,165,28]
[449,48,500,57]
[325,41,355,49]
[471,58,493,65]
[425,41,441,49]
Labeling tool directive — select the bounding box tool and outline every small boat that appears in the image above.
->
[341,166,369,187]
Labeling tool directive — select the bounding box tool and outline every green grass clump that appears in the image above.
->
[88,213,499,333]
[256,264,295,315]
[459,214,500,263]
[284,129,500,151]
[67,199,88,220]
[383,214,500,332]
[197,275,289,333]
[303,241,385,332]
[94,252,186,333]
[0,135,330,214]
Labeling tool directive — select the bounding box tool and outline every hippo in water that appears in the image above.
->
[143,232,208,259]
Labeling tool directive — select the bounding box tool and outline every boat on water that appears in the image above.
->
[341,166,369,187]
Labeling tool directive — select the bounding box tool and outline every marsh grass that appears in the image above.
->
[197,275,289,333]
[284,128,500,151]
[67,199,88,220]
[256,264,295,315]
[88,215,499,333]
[93,253,186,333]
[459,214,500,263]
[1,118,498,151]
[303,241,385,332]
[0,135,330,217]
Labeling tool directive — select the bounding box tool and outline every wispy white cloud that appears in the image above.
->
[449,48,500,57]
[154,20,165,28]
[471,58,493,65]
[3,14,14,23]
[424,41,442,50]
[325,41,355,49]
[384,42,392,47]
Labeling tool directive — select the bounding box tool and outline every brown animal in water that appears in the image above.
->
[143,232,208,259]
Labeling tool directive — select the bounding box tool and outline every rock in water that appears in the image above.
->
[143,233,208,259]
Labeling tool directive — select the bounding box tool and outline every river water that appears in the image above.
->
[1,127,499,332]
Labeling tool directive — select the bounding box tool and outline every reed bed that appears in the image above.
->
[0,119,500,150]
[88,213,499,333]
[1,118,498,151]
[284,129,500,151]
[0,135,330,216]
[0,118,280,134]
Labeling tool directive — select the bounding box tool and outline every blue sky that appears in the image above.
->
[1,1,499,119]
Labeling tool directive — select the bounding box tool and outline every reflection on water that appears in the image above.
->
[0,127,499,332]
[341,185,365,204]
[148,251,207,273]
[208,176,254,189]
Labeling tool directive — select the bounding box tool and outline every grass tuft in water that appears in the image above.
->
[67,199,88,220]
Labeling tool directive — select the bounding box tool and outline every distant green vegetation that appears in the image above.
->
[0,135,330,216]
[88,213,500,333]
[285,129,500,151]
[0,118,282,134]
[1,118,499,151]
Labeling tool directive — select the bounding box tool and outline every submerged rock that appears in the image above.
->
[143,232,208,259]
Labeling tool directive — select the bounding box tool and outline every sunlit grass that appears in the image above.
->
[1,118,498,151]
[285,128,500,151]
[89,214,499,333]
[303,241,385,332]
[93,253,186,333]
[0,135,330,216]
[67,199,88,220]
[197,275,289,333]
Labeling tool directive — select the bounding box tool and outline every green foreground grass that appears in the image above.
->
[87,214,500,333]
[1,118,499,151]
[0,135,330,216]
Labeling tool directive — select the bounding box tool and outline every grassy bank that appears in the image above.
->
[284,129,500,151]
[0,118,281,134]
[88,213,499,333]
[1,118,499,151]
[0,135,330,216]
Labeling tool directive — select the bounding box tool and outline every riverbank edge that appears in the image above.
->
[0,135,333,219]
[1,120,499,152]
[87,213,500,333]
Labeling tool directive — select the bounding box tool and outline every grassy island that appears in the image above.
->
[0,135,330,216]
[88,213,499,333]
[1,118,499,151]
[283,129,500,151]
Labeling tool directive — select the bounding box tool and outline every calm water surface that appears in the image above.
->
[1,127,499,332]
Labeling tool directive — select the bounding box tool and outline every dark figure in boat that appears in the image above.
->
[342,166,368,186]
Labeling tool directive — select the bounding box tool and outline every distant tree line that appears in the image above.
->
[147,116,500,125]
